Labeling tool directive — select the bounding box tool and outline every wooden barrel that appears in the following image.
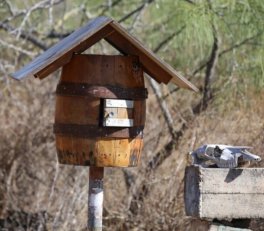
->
[54,54,147,167]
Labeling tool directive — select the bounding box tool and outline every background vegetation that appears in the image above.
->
[0,0,264,230]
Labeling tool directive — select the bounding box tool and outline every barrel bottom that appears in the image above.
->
[55,135,143,167]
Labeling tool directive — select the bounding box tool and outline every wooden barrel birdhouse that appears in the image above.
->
[11,16,198,166]
[53,54,147,167]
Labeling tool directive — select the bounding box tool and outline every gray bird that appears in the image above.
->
[190,144,261,168]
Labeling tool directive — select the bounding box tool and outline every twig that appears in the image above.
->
[46,30,72,39]
[147,77,175,137]
[0,22,48,50]
[3,0,15,16]
[0,0,63,50]
[219,31,263,58]
[193,31,263,76]
[153,25,185,53]
[48,0,54,26]
[118,0,154,23]
[0,38,36,56]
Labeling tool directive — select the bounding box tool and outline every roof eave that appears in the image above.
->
[10,16,198,92]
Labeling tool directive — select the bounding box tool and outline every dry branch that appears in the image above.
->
[0,0,64,50]
[192,31,263,76]
[0,22,48,51]
[202,23,219,109]
[118,0,155,23]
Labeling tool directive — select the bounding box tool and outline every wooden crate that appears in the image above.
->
[184,166,264,219]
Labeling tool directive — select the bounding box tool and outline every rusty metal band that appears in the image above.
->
[56,82,148,99]
[53,123,144,138]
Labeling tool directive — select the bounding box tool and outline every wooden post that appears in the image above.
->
[88,167,104,231]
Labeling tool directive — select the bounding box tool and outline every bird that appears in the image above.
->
[190,144,261,168]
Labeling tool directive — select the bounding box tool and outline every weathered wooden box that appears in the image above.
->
[184,166,264,219]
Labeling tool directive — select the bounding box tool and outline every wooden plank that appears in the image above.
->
[199,168,264,194]
[114,55,144,88]
[201,194,264,219]
[56,135,143,167]
[184,166,264,219]
[55,95,100,125]
[35,53,72,79]
[104,22,199,91]
[184,165,200,217]
[94,138,142,167]
[11,16,113,80]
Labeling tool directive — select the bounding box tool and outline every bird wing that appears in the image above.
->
[215,149,238,168]
[240,149,261,162]
[222,145,252,150]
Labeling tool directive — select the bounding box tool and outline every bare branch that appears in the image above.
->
[3,0,15,16]
[183,0,195,4]
[118,0,155,23]
[153,25,185,53]
[46,30,72,39]
[0,38,36,56]
[48,0,55,26]
[0,0,64,50]
[0,22,48,50]
[202,23,219,108]
[163,87,180,99]
[2,0,63,33]
[219,31,263,58]
[147,77,175,137]
[193,31,263,76]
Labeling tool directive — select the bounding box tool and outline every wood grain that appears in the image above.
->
[201,194,264,219]
[11,17,113,80]
[199,167,264,194]
[55,54,145,167]
[184,166,264,219]
[56,136,142,167]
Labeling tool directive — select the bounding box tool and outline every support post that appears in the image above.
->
[88,167,104,231]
